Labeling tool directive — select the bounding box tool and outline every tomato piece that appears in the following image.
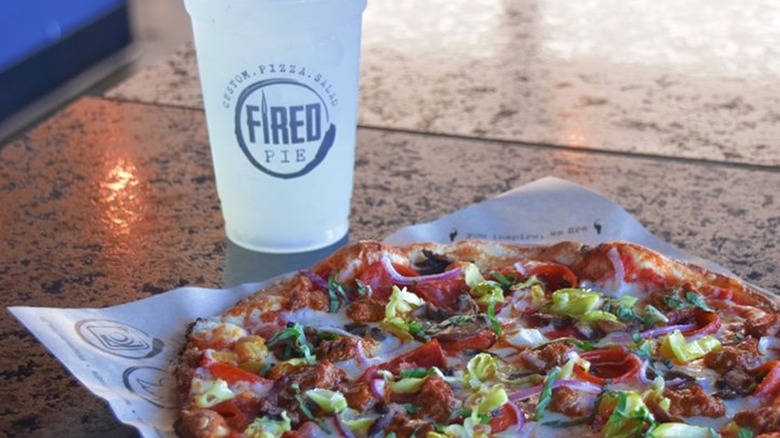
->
[373,340,446,376]
[210,362,265,384]
[439,330,498,353]
[356,261,419,301]
[411,278,467,310]
[753,361,780,398]
[574,346,641,385]
[523,262,578,292]
[489,403,519,433]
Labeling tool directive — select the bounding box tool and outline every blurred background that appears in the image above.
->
[0,0,191,144]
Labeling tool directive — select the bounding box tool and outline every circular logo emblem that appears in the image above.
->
[75,319,164,359]
[234,78,336,179]
[123,366,177,409]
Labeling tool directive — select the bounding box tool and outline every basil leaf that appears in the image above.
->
[616,306,635,321]
[486,301,503,337]
[267,323,315,364]
[642,304,669,327]
[355,279,373,298]
[534,367,561,421]
[268,328,293,345]
[327,274,350,313]
[569,339,597,351]
[399,367,435,379]
[664,290,686,310]
[327,286,340,313]
[448,409,472,421]
[462,349,495,357]
[630,337,671,378]
[292,383,332,433]
[490,271,517,290]
[449,315,476,326]
[317,331,339,340]
[737,428,754,438]
[685,291,715,312]
[607,392,629,430]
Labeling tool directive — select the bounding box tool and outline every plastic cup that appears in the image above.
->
[183,0,367,253]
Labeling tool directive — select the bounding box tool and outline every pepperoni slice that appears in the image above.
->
[667,308,721,337]
[574,346,641,385]
[355,261,421,301]
[364,340,447,378]
[519,262,578,292]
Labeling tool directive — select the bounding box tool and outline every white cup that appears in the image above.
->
[184,0,367,253]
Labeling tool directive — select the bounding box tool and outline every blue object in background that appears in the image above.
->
[0,0,131,124]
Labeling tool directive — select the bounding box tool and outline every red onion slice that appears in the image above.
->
[507,383,543,402]
[637,360,652,385]
[380,254,462,285]
[554,379,603,394]
[301,269,329,290]
[369,378,386,399]
[665,377,687,388]
[638,323,697,339]
[354,340,368,366]
[506,401,525,433]
[635,356,689,387]
[507,379,602,402]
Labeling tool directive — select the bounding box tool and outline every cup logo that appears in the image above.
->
[235,78,336,179]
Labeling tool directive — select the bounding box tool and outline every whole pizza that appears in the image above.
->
[174,240,780,437]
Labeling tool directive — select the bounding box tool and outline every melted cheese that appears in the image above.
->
[191,319,248,345]
[282,307,353,329]
[503,327,546,349]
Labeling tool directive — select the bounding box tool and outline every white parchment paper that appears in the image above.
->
[7,176,733,437]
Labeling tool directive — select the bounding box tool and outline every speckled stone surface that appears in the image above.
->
[0,98,224,437]
[106,0,780,167]
[1,97,779,436]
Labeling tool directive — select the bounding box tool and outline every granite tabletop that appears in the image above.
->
[2,0,780,436]
[106,0,780,168]
[1,97,779,437]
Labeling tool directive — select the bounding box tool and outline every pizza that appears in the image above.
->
[174,240,780,438]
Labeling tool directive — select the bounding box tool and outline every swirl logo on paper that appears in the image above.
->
[75,319,163,359]
[234,76,336,179]
[123,366,177,409]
